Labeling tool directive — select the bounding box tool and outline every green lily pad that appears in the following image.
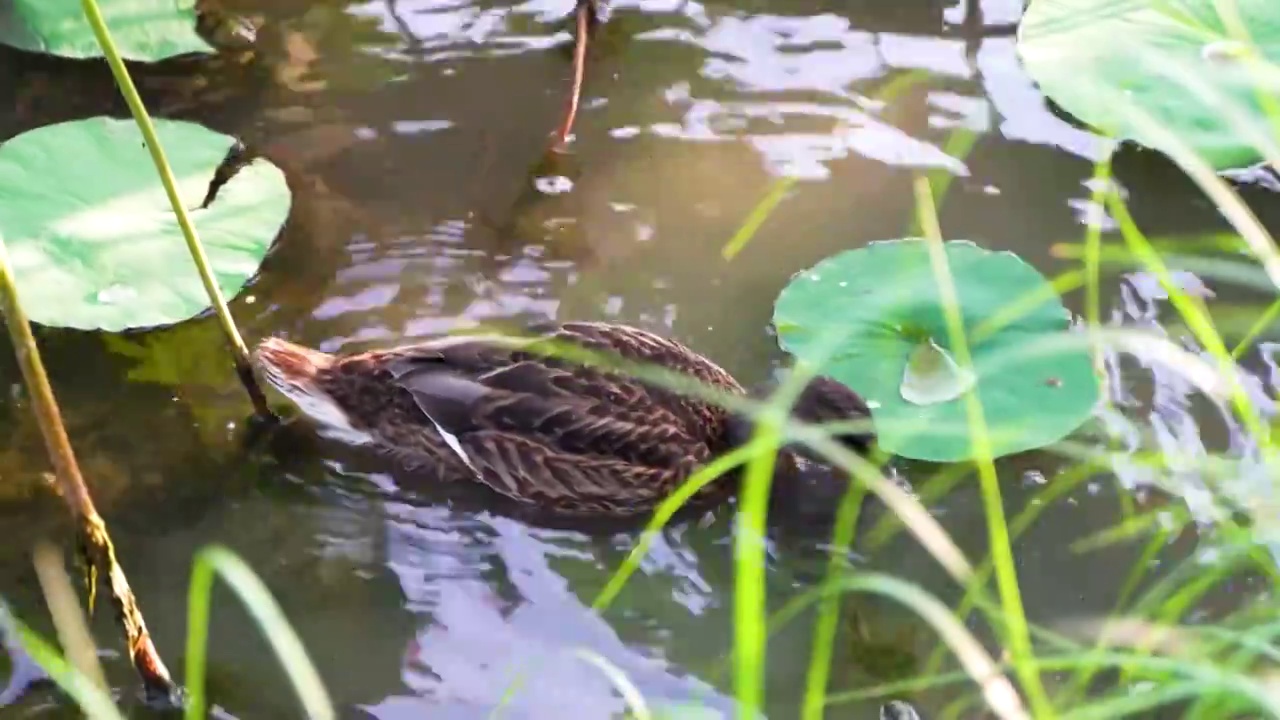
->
[0,0,213,61]
[773,239,1100,462]
[1017,0,1280,170]
[0,116,290,331]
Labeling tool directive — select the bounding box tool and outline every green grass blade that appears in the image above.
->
[572,650,652,720]
[31,543,109,694]
[913,176,1051,716]
[801,477,868,720]
[4,611,127,720]
[733,417,781,720]
[721,178,797,261]
[833,573,1029,719]
[591,441,766,612]
[184,546,333,720]
[1105,191,1266,441]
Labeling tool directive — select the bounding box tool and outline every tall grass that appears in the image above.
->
[915,175,1051,716]
[5,544,334,720]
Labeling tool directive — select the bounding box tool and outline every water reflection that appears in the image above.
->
[1104,264,1280,559]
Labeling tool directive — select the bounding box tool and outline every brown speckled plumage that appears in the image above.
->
[253,322,873,518]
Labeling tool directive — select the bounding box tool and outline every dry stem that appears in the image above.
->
[0,240,178,705]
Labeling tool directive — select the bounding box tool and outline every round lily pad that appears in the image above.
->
[0,116,290,331]
[773,239,1100,462]
[1017,0,1280,171]
[0,0,213,61]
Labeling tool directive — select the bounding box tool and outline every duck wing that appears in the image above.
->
[389,360,712,468]
[382,322,746,446]
[549,322,743,393]
[385,363,725,513]
[453,431,716,516]
[528,322,746,444]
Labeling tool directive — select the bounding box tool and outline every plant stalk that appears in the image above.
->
[0,238,179,705]
[913,177,1053,717]
[552,0,594,152]
[79,0,274,421]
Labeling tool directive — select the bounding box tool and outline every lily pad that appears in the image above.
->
[0,116,290,331]
[773,239,1100,462]
[1017,0,1280,170]
[0,0,213,61]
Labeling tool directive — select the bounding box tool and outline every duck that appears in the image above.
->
[252,321,874,519]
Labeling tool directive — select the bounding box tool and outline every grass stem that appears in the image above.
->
[913,176,1053,717]
[0,237,178,705]
[78,0,274,420]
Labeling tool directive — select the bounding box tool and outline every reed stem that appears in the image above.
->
[551,0,594,152]
[78,0,274,420]
[0,238,179,705]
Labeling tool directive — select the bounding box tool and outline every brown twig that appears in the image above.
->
[0,240,179,706]
[551,0,595,152]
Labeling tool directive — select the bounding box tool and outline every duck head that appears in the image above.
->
[725,373,878,519]
[726,373,875,457]
[252,338,378,446]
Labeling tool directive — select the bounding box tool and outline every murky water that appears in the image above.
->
[2,0,1280,718]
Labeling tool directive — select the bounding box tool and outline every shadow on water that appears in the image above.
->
[3,0,1280,717]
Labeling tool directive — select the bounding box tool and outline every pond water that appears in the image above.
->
[2,0,1280,718]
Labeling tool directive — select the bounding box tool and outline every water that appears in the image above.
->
[2,0,1279,717]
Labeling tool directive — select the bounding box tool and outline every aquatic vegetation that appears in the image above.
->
[0,117,288,331]
[0,0,213,61]
[773,239,1101,462]
[3,544,333,720]
[0,229,178,702]
[1018,0,1280,170]
[0,0,279,706]
[74,0,277,416]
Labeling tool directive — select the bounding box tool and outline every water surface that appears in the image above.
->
[2,0,1278,717]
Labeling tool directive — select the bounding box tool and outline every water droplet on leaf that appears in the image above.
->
[1202,39,1252,63]
[901,338,975,405]
[95,283,136,305]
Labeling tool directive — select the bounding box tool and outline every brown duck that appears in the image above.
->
[253,322,874,518]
